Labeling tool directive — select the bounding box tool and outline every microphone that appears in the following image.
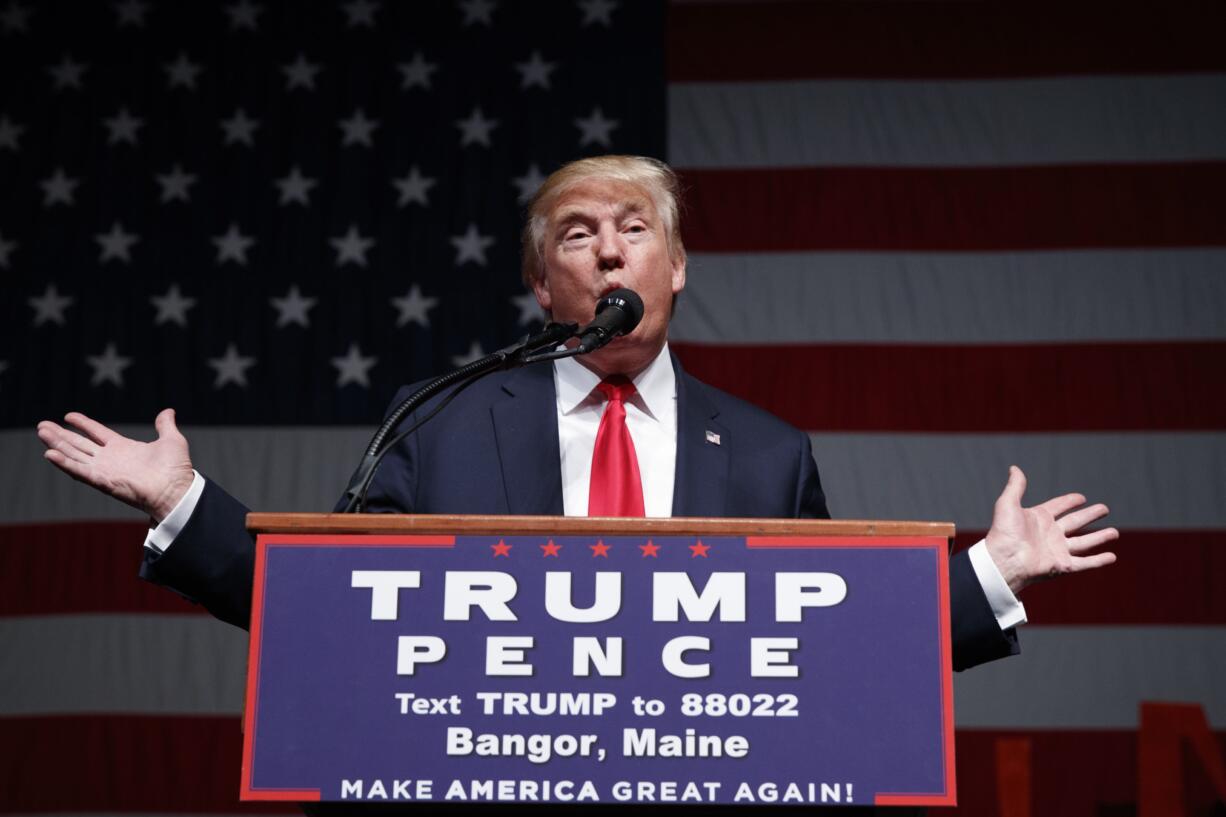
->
[574,288,644,354]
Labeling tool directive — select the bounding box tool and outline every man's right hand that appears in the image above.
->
[37,408,195,523]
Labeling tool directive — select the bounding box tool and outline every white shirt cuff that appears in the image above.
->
[967,539,1028,630]
[142,471,205,554]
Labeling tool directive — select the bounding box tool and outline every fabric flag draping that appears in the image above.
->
[666,3,1226,814]
[2,1,1224,815]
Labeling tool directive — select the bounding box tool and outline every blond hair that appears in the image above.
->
[521,155,685,287]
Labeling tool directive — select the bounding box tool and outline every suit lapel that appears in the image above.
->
[491,363,565,515]
[671,357,729,518]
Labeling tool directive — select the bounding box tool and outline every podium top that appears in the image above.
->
[246,513,954,538]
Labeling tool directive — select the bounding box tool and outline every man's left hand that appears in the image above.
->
[985,465,1119,595]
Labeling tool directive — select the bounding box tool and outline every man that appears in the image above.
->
[37,156,1118,669]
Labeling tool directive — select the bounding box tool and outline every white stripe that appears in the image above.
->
[7,429,1224,530]
[809,432,1226,529]
[5,615,1221,729]
[5,426,369,524]
[673,249,1226,343]
[954,627,1226,728]
[669,75,1226,167]
[0,615,246,716]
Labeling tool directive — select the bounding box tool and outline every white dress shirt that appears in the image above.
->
[555,342,677,517]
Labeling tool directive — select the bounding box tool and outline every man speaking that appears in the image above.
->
[36,155,1118,672]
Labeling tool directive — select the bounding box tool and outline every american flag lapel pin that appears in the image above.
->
[705,430,721,446]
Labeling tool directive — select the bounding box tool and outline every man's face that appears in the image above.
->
[533,178,686,377]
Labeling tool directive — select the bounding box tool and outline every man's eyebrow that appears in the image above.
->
[553,199,650,226]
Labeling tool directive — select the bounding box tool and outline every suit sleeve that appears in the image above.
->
[795,433,831,519]
[949,550,1020,670]
[138,388,422,630]
[796,430,1019,671]
[138,476,256,630]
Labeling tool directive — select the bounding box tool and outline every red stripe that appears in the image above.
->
[672,341,1226,432]
[668,1,1226,80]
[953,531,1226,627]
[1,715,1221,813]
[3,523,1223,625]
[941,728,1226,816]
[678,165,1226,252]
[0,521,203,616]
[0,715,294,814]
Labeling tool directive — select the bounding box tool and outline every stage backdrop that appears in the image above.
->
[2,1,1223,815]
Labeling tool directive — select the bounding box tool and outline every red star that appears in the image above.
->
[689,540,711,558]
[540,540,561,557]
[590,540,611,558]
[639,541,660,558]
[491,540,512,557]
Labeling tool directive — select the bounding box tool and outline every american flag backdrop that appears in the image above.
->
[2,1,1224,814]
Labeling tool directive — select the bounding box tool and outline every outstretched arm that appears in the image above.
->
[985,465,1119,595]
[36,409,196,522]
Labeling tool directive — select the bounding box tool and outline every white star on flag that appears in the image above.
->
[459,0,495,26]
[212,223,255,265]
[578,0,617,26]
[113,0,149,27]
[103,107,143,145]
[0,232,16,268]
[338,109,378,147]
[164,52,202,89]
[29,284,73,326]
[150,284,196,327]
[392,166,435,207]
[95,222,139,263]
[512,163,546,203]
[515,51,556,89]
[511,292,545,326]
[224,0,262,30]
[1,2,31,33]
[275,166,317,206]
[208,343,256,388]
[40,168,79,207]
[450,224,494,266]
[87,343,132,387]
[397,52,436,90]
[0,116,23,151]
[451,341,487,367]
[282,54,321,90]
[341,0,379,27]
[156,165,196,203]
[220,109,259,146]
[456,106,497,147]
[332,343,377,387]
[391,284,438,328]
[331,225,375,266]
[48,55,87,89]
[270,284,317,328]
[575,107,618,147]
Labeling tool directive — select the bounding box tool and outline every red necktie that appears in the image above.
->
[588,376,645,517]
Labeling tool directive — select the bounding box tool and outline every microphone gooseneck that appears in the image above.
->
[342,289,646,512]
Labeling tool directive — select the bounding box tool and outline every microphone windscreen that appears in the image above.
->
[596,288,644,333]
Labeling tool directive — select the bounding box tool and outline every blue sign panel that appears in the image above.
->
[241,533,955,807]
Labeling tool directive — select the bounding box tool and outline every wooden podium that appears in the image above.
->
[241,515,957,808]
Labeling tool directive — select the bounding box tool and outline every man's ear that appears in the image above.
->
[531,273,552,312]
[671,254,687,295]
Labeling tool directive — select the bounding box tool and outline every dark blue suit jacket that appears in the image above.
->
[142,355,1017,671]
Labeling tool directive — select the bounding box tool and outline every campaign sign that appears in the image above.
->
[241,532,955,807]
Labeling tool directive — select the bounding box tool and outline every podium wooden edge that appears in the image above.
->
[247,512,954,538]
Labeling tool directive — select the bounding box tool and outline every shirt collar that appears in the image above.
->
[554,342,675,421]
